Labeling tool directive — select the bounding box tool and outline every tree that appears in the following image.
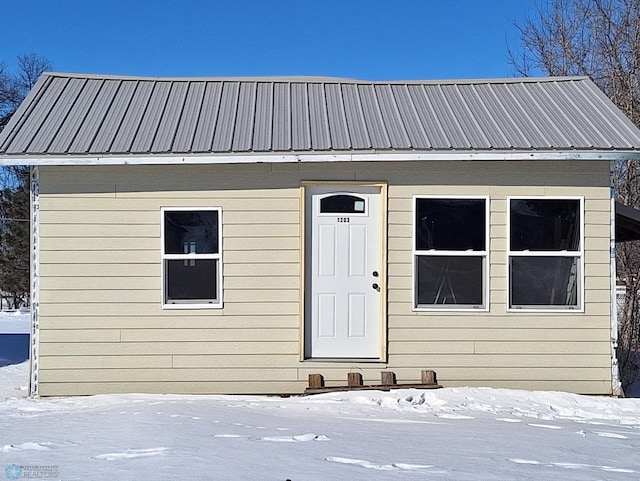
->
[1,54,52,129]
[0,62,20,129]
[511,0,640,395]
[0,54,51,309]
[0,168,30,309]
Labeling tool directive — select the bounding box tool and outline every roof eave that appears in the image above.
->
[1,150,639,166]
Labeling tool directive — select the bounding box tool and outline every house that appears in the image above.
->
[1,72,640,397]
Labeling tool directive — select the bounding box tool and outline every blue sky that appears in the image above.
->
[3,1,535,80]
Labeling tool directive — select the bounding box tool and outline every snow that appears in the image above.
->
[0,309,30,334]
[1,362,640,480]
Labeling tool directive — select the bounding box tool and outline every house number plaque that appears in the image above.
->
[337,217,350,223]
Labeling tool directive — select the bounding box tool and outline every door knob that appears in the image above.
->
[372,283,380,291]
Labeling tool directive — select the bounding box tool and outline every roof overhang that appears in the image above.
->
[2,150,639,166]
[616,201,640,242]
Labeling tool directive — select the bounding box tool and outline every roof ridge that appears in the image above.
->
[39,72,591,85]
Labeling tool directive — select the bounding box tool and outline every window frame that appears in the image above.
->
[507,196,584,312]
[161,206,223,309]
[412,195,490,312]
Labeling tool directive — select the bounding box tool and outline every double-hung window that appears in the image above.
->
[162,208,222,308]
[508,197,582,310]
[414,197,488,310]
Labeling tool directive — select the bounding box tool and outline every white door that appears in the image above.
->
[306,186,382,358]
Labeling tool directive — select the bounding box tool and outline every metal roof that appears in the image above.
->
[1,72,640,162]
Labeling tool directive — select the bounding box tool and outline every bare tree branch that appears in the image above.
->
[16,54,52,92]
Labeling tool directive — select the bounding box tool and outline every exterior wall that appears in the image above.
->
[36,160,613,396]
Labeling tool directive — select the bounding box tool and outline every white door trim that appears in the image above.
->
[301,182,387,361]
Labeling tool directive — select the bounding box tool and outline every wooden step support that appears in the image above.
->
[347,372,363,387]
[305,370,441,394]
[308,374,325,389]
[381,371,396,386]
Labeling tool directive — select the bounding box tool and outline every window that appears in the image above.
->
[162,208,222,308]
[508,198,582,310]
[320,194,366,214]
[414,197,488,309]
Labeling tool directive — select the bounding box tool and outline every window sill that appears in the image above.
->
[413,306,489,313]
[303,358,386,364]
[162,303,223,310]
[507,307,584,314]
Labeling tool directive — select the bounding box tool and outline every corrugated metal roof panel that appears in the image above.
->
[172,82,205,153]
[325,82,350,150]
[110,81,154,153]
[33,78,89,153]
[2,73,640,158]
[68,79,118,154]
[358,84,391,149]
[308,83,331,150]
[375,85,411,149]
[456,84,510,148]
[390,84,430,149]
[406,85,448,149]
[14,76,69,153]
[89,80,135,153]
[191,82,222,152]
[252,82,273,152]
[232,82,257,152]
[342,83,371,149]
[529,82,585,147]
[513,82,570,147]
[470,83,529,148]
[273,82,292,151]
[441,84,492,148]
[130,81,172,153]
[492,83,551,148]
[211,82,238,152]
[425,85,470,148]
[151,81,189,153]
[291,82,312,150]
[574,80,636,147]
[47,78,100,153]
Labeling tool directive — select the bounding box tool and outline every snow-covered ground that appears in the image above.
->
[0,309,30,334]
[1,362,639,480]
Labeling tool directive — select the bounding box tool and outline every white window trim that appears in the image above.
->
[161,206,223,309]
[412,195,490,312]
[507,196,584,313]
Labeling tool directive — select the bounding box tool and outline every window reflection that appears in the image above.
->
[417,256,483,305]
[510,199,580,251]
[416,199,485,250]
[164,211,219,254]
[510,257,578,306]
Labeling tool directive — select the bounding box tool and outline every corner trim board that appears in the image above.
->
[29,166,40,398]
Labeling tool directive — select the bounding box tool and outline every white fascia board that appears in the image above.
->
[1,150,640,166]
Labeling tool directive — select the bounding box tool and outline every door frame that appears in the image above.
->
[299,181,388,361]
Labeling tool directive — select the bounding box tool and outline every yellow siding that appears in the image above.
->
[36,160,614,396]
[39,341,299,356]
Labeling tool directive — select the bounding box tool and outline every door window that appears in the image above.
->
[319,194,366,214]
